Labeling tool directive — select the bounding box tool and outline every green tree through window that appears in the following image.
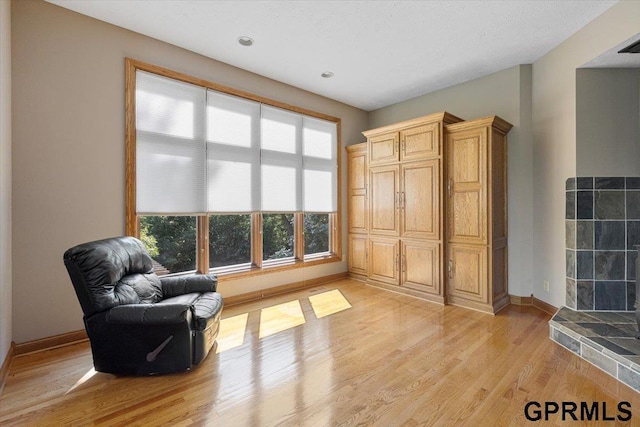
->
[263,214,294,260]
[209,215,251,268]
[140,216,196,274]
[304,213,329,256]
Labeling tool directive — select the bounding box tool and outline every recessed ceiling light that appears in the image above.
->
[321,71,334,78]
[238,36,253,47]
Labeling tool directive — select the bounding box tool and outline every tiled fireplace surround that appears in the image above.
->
[549,177,640,392]
[565,176,640,311]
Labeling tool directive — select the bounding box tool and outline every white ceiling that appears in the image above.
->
[47,0,620,111]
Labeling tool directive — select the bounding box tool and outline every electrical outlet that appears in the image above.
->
[543,280,550,292]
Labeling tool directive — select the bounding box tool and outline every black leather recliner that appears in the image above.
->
[63,236,223,375]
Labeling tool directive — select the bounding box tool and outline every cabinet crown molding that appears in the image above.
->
[345,142,367,153]
[445,115,513,134]
[362,111,463,138]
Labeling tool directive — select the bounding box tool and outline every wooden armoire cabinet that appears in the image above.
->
[347,112,512,314]
[445,116,512,313]
[358,112,462,305]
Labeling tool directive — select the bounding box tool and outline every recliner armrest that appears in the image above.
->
[160,274,217,298]
[106,303,191,325]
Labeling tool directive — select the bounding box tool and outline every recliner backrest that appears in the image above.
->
[64,236,163,317]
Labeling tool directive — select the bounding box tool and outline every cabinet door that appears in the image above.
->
[368,238,399,285]
[348,234,368,276]
[401,160,439,240]
[447,244,487,303]
[401,240,440,295]
[369,165,399,236]
[369,132,399,165]
[447,128,487,244]
[400,122,439,161]
[348,147,368,234]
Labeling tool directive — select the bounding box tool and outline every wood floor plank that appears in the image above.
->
[1,279,639,426]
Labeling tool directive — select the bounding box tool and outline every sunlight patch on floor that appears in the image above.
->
[65,367,96,395]
[216,312,249,353]
[259,300,305,339]
[218,290,351,345]
[309,289,352,319]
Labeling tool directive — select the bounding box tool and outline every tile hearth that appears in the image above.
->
[550,307,640,392]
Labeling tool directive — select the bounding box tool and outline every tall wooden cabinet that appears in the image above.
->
[347,143,368,278]
[361,112,462,305]
[347,113,512,314]
[445,117,511,313]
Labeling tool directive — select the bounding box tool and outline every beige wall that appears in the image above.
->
[576,68,640,176]
[0,0,12,366]
[368,65,534,298]
[11,0,368,343]
[532,0,640,308]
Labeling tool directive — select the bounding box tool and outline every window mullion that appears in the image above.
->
[294,212,304,261]
[197,215,209,274]
[252,213,263,268]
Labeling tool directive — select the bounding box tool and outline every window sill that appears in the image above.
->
[214,254,341,282]
[156,269,197,279]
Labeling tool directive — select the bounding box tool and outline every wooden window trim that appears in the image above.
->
[197,216,209,274]
[125,58,343,279]
[294,212,305,261]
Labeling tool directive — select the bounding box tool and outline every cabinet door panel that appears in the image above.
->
[447,244,487,303]
[368,238,399,285]
[347,147,368,234]
[369,132,399,165]
[349,192,367,233]
[369,166,399,236]
[402,240,440,295]
[348,234,368,276]
[401,122,439,161]
[401,160,439,239]
[348,148,367,190]
[451,192,481,238]
[447,129,487,244]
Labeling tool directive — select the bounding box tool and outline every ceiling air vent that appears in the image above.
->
[618,39,640,54]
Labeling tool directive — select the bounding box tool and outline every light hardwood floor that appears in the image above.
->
[1,279,639,426]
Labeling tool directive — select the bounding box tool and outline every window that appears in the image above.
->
[139,215,197,275]
[263,213,295,262]
[304,213,330,257]
[126,59,341,277]
[209,214,251,269]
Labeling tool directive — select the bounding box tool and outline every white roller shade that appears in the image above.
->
[303,117,337,212]
[136,71,206,214]
[135,72,338,216]
[206,91,260,212]
[261,106,302,212]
